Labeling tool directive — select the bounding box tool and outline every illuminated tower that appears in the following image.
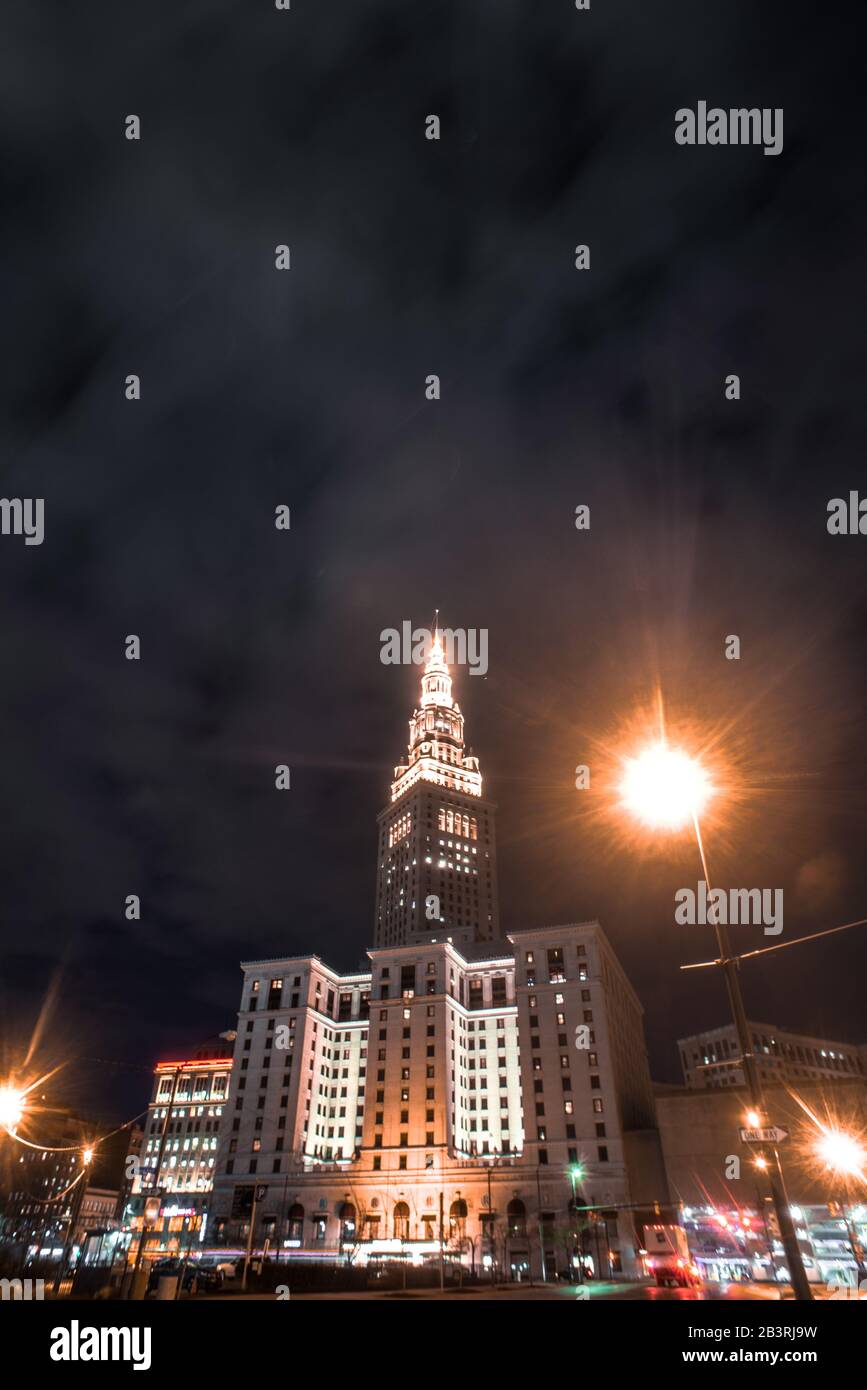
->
[374,630,499,947]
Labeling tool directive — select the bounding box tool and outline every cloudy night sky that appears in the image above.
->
[0,0,865,1123]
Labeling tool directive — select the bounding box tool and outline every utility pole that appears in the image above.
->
[692,815,812,1302]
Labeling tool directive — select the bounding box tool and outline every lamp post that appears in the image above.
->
[480,1132,506,1284]
[485,1164,495,1283]
[438,1191,445,1290]
[128,1064,182,1298]
[568,1164,585,1283]
[619,739,812,1301]
[535,1166,548,1283]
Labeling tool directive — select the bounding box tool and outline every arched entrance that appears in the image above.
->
[393,1201,410,1241]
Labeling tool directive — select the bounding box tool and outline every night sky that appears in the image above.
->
[1,1,865,1125]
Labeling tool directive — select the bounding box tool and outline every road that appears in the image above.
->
[221,1279,808,1301]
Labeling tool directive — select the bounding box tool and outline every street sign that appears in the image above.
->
[739,1126,789,1144]
[255,1185,268,1202]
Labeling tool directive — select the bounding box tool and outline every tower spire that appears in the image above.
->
[375,610,498,946]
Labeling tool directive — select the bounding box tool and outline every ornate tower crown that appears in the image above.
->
[375,615,498,947]
[419,628,453,708]
[390,625,481,803]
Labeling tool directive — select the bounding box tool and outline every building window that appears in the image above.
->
[547,948,565,983]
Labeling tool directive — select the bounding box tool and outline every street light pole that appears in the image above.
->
[568,1166,584,1283]
[128,1064,182,1299]
[241,1186,261,1292]
[692,812,812,1302]
[535,1167,548,1283]
[438,1191,444,1291]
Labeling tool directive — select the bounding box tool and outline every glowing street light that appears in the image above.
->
[811,1128,867,1279]
[619,742,713,830]
[617,728,813,1301]
[0,1082,26,1133]
[814,1130,867,1184]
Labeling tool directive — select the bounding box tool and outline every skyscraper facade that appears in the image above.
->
[374,631,498,948]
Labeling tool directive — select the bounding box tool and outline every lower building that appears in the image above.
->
[124,1034,234,1258]
[677,1021,866,1090]
[0,1109,129,1267]
[655,1077,867,1286]
[209,923,663,1280]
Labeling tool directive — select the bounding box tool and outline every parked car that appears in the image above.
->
[146,1259,196,1295]
[198,1255,237,1280]
[145,1258,225,1295]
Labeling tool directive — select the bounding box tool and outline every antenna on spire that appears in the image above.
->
[433,608,440,640]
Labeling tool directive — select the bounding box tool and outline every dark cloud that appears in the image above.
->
[0,0,864,1119]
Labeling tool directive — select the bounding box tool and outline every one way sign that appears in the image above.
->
[739,1126,789,1144]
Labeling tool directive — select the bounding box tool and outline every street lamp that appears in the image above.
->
[618,736,813,1301]
[0,1081,27,1133]
[814,1129,866,1184]
[568,1164,585,1282]
[128,1064,183,1298]
[479,1133,505,1284]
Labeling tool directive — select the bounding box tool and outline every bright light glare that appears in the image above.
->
[620,742,712,830]
[815,1130,867,1180]
[0,1083,26,1133]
